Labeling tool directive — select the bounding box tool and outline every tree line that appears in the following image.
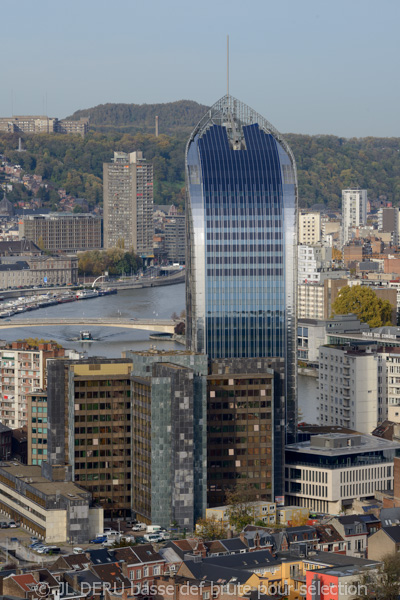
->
[1,126,400,210]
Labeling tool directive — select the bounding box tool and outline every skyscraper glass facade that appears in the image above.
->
[185,95,298,438]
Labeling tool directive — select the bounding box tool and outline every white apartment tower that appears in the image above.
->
[299,212,321,245]
[341,189,367,247]
[317,345,381,434]
[103,151,154,257]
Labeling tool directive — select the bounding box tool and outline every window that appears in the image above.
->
[153,566,160,576]
[143,567,149,577]
[136,570,141,579]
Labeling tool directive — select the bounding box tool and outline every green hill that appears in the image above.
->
[66,100,208,137]
[1,101,400,209]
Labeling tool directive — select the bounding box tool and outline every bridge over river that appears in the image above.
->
[0,318,178,333]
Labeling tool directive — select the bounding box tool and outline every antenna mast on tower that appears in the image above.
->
[227,35,229,99]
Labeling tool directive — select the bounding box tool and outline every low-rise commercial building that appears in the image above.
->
[0,254,78,288]
[285,433,400,513]
[0,461,102,543]
[206,501,276,526]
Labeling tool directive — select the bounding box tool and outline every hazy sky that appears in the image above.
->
[2,0,399,137]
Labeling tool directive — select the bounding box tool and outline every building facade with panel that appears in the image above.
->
[185,95,298,442]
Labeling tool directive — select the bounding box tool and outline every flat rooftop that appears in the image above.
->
[0,462,90,499]
[286,433,400,456]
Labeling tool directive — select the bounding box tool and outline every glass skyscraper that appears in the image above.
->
[185,95,298,438]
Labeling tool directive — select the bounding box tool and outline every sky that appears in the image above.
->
[1,0,399,137]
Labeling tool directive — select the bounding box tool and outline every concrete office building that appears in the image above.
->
[298,212,321,245]
[0,461,102,543]
[46,358,133,518]
[341,189,368,247]
[207,357,285,505]
[19,213,102,252]
[164,214,185,264]
[123,350,208,530]
[285,433,399,513]
[103,151,154,258]
[26,390,48,466]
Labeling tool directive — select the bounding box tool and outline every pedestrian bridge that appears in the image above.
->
[0,318,177,333]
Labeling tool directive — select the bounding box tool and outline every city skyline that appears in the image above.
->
[0,0,399,137]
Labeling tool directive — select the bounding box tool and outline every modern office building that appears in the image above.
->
[185,95,298,440]
[46,358,133,518]
[103,151,154,258]
[19,213,102,252]
[298,212,321,245]
[123,350,208,530]
[285,433,399,513]
[341,189,368,247]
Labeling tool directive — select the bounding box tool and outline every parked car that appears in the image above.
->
[73,547,84,554]
[90,535,107,544]
[103,528,118,536]
[0,522,9,529]
[8,521,18,528]
[132,523,146,531]
[135,536,146,544]
[44,546,60,554]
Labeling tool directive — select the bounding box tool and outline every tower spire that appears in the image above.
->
[227,35,229,99]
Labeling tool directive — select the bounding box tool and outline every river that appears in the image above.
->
[5,284,317,419]
[5,284,186,358]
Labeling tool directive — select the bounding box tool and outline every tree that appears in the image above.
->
[225,486,254,532]
[332,285,392,328]
[354,553,400,600]
[196,516,228,541]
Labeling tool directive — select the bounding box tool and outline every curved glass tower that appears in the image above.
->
[185,95,298,438]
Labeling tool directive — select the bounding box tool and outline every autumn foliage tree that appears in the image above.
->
[332,285,392,328]
[196,516,228,541]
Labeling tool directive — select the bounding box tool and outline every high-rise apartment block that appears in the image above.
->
[317,344,382,433]
[27,391,48,466]
[298,244,333,284]
[103,151,154,257]
[185,95,298,442]
[299,212,321,245]
[341,189,367,247]
[0,341,65,429]
[19,213,102,252]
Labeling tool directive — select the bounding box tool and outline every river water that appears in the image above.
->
[5,283,317,419]
[5,284,186,358]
